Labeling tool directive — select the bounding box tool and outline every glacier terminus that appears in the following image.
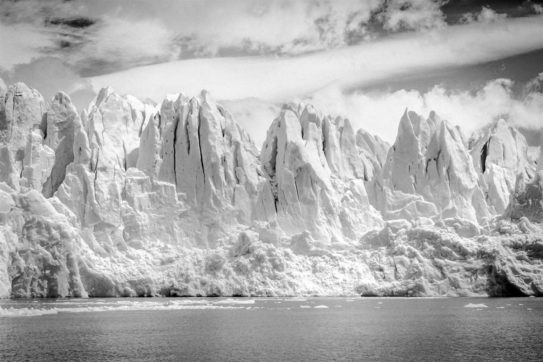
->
[0,82,542,299]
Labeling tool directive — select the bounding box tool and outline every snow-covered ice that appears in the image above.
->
[0,82,542,298]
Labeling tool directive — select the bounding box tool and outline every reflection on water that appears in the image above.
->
[1,297,542,361]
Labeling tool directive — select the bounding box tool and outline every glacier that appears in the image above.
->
[0,81,542,298]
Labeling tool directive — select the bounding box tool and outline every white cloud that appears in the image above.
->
[110,0,446,56]
[193,78,543,149]
[0,1,177,74]
[221,79,543,147]
[0,22,55,70]
[2,57,96,110]
[88,15,543,103]
[70,17,179,73]
[306,86,424,143]
[0,0,451,74]
[147,0,386,55]
[221,98,281,147]
[379,0,446,31]
[460,6,507,24]
[525,72,543,94]
[306,79,543,145]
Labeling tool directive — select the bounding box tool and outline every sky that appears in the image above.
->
[1,0,543,147]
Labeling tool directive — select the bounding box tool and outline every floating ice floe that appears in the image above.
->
[0,307,59,317]
[0,301,250,318]
[464,303,488,308]
[285,298,308,302]
[214,299,256,305]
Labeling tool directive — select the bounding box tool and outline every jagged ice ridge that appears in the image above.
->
[0,81,542,298]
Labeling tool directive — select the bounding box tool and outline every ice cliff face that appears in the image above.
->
[379,110,488,224]
[1,82,542,298]
[259,104,383,243]
[469,119,533,215]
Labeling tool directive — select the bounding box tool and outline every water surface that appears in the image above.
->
[1,297,541,361]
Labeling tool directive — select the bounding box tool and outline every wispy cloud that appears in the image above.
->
[1,0,542,147]
[460,6,507,24]
[307,79,543,144]
[69,17,179,75]
[157,0,447,56]
[379,0,446,31]
[208,77,543,149]
[221,98,281,147]
[0,0,453,75]
[0,1,179,74]
[0,22,55,69]
[82,0,448,57]
[0,57,95,110]
[88,15,543,102]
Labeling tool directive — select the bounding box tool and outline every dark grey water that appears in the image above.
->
[0,297,541,361]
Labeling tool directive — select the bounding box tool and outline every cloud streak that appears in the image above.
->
[88,15,543,103]
[75,0,449,56]
[0,0,453,74]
